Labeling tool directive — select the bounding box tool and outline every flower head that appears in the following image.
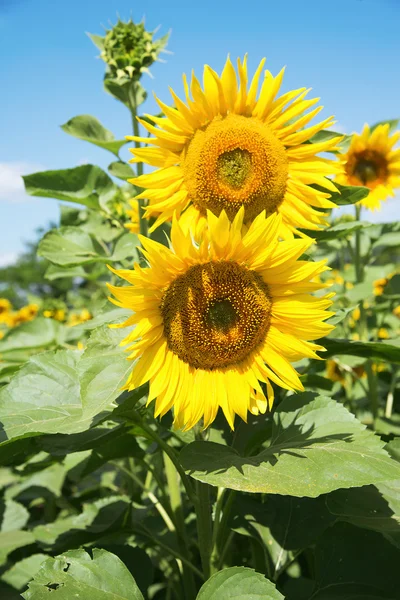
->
[127,56,341,238]
[336,123,400,210]
[108,209,334,430]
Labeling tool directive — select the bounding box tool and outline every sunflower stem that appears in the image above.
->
[164,454,198,598]
[354,203,379,422]
[128,81,148,241]
[195,480,213,580]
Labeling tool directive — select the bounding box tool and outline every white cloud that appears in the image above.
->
[0,161,44,203]
[0,252,19,268]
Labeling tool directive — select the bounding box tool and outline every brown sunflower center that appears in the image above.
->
[182,114,289,223]
[160,261,272,369]
[348,150,388,187]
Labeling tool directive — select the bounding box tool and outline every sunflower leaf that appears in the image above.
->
[23,165,117,210]
[61,115,127,157]
[329,183,370,206]
[0,325,135,441]
[107,160,135,180]
[196,567,284,600]
[180,394,400,497]
[38,227,108,267]
[22,548,143,600]
[322,338,400,364]
[370,118,399,135]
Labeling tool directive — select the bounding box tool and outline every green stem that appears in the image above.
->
[111,461,175,532]
[365,360,378,422]
[129,83,148,240]
[164,454,197,598]
[135,420,198,508]
[195,481,213,580]
[354,204,363,284]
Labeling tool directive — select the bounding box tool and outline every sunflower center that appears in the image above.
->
[161,261,272,370]
[348,150,388,187]
[182,114,289,223]
[216,149,252,189]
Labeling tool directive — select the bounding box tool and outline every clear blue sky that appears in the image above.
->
[1,0,399,264]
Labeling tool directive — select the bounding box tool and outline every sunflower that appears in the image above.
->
[108,209,334,430]
[336,123,400,210]
[127,56,342,238]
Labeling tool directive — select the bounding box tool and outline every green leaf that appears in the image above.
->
[38,227,106,267]
[196,567,284,599]
[372,231,400,250]
[328,305,359,326]
[327,484,400,548]
[304,221,372,241]
[33,497,130,551]
[44,264,86,281]
[23,165,116,210]
[0,325,135,440]
[108,161,134,180]
[2,554,48,591]
[7,462,66,500]
[329,183,370,206]
[370,118,399,135]
[109,233,139,262]
[0,318,65,354]
[180,394,400,497]
[1,499,29,532]
[22,548,144,600]
[323,338,400,364]
[309,129,343,144]
[311,522,400,599]
[61,115,127,157]
[0,531,35,567]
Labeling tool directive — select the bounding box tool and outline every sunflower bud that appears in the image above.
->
[90,18,169,81]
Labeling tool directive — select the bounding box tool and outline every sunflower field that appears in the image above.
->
[1,15,400,600]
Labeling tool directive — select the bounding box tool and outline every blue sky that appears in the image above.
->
[1,0,399,264]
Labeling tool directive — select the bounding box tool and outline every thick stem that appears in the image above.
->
[195,480,213,580]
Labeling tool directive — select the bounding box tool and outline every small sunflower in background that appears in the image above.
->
[108,209,334,431]
[336,123,400,211]
[127,56,342,238]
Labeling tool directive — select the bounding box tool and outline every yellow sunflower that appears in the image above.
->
[336,123,400,210]
[127,56,342,238]
[108,209,334,430]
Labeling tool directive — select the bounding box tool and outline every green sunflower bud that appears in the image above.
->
[89,18,169,81]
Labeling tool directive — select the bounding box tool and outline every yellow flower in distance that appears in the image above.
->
[127,56,342,238]
[336,123,400,210]
[108,209,334,430]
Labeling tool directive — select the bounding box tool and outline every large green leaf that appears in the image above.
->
[196,567,284,599]
[61,115,127,157]
[38,227,106,267]
[22,548,144,600]
[180,394,400,497]
[323,338,400,364]
[23,165,116,210]
[0,325,135,440]
[310,522,400,599]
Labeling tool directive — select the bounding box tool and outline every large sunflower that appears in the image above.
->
[127,56,342,238]
[108,209,334,430]
[336,123,400,211]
